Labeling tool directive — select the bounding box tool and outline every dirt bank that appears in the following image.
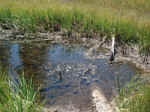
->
[0,25,149,73]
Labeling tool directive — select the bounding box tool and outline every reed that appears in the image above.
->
[0,0,150,53]
[117,76,150,112]
[0,68,42,112]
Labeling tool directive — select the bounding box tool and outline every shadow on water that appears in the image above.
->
[0,40,137,110]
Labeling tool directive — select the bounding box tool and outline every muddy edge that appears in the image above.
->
[0,26,149,73]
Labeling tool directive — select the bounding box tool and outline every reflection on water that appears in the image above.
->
[46,44,87,63]
[8,43,23,83]
[0,40,137,108]
[9,44,22,68]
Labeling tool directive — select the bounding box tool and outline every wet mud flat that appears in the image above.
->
[0,39,138,112]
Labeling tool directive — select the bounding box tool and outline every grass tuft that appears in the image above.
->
[0,68,42,112]
[117,76,150,112]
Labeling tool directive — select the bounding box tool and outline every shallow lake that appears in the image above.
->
[0,40,138,111]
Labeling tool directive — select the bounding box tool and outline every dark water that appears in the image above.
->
[0,40,137,107]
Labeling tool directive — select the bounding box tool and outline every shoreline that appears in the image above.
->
[0,26,150,73]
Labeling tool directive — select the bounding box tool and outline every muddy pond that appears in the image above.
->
[0,40,138,112]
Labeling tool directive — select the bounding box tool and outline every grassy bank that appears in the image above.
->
[0,0,150,53]
[0,68,42,112]
[117,76,150,112]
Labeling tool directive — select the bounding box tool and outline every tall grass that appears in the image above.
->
[0,0,150,53]
[117,76,150,112]
[0,69,42,112]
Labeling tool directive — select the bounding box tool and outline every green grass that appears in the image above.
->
[0,68,42,112]
[117,76,150,112]
[0,0,150,54]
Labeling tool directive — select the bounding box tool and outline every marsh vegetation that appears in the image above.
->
[0,0,150,54]
[0,67,42,112]
[0,0,150,112]
[117,76,150,112]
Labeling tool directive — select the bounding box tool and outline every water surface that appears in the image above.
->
[0,40,137,111]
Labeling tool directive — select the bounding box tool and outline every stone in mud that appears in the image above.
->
[1,24,11,30]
